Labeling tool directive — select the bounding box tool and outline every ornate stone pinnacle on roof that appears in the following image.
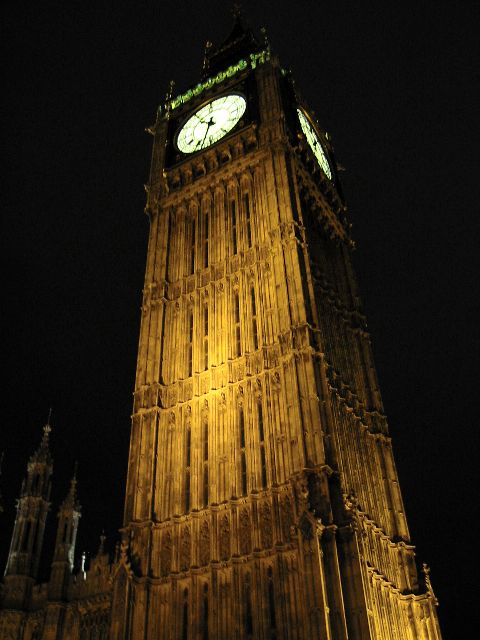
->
[98,532,106,556]
[260,26,270,50]
[69,462,78,497]
[232,2,242,20]
[42,408,52,444]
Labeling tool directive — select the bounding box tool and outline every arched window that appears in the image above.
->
[203,206,209,268]
[166,212,174,281]
[203,304,209,370]
[203,421,209,507]
[244,192,252,248]
[186,428,191,466]
[251,287,258,350]
[258,400,267,489]
[234,291,241,357]
[231,198,238,254]
[190,218,196,274]
[267,567,276,637]
[203,422,208,461]
[202,583,209,640]
[240,406,247,496]
[244,574,253,636]
[239,406,245,448]
[22,520,31,551]
[185,428,191,513]
[187,310,194,377]
[182,588,189,640]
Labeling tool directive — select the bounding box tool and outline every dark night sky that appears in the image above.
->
[1,1,478,636]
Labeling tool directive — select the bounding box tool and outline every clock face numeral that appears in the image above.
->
[176,94,247,153]
[297,109,332,180]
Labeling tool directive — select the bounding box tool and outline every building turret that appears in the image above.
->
[3,420,53,609]
[48,466,81,601]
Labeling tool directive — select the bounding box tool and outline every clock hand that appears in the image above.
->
[200,117,215,148]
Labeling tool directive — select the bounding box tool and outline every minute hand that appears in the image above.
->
[200,117,215,148]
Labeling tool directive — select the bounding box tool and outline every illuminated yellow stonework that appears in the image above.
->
[110,31,442,640]
[0,20,442,640]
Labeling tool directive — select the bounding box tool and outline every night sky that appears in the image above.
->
[1,2,477,636]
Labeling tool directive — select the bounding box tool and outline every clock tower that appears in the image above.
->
[110,14,442,640]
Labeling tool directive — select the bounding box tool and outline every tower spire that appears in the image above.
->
[3,418,53,609]
[48,463,81,601]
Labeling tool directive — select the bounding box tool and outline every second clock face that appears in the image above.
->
[176,94,247,154]
[297,108,332,180]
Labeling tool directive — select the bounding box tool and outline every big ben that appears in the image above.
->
[110,13,442,640]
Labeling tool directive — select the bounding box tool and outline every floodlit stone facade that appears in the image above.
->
[110,16,442,640]
[1,15,442,640]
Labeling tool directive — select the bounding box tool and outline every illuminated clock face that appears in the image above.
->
[297,108,332,180]
[176,94,247,153]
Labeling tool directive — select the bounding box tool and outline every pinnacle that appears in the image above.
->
[60,463,81,511]
[30,412,53,465]
[40,408,52,448]
[97,531,106,556]
[68,465,78,499]
[232,3,243,22]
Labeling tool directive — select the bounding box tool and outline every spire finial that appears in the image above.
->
[33,409,53,462]
[164,80,176,117]
[422,563,438,605]
[260,26,270,51]
[98,531,106,555]
[202,41,213,73]
[43,408,52,439]
[165,80,175,103]
[232,3,242,20]
[70,461,78,494]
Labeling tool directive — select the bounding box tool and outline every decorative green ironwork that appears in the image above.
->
[166,50,270,112]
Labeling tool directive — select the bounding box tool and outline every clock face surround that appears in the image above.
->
[297,108,332,180]
[175,93,247,154]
